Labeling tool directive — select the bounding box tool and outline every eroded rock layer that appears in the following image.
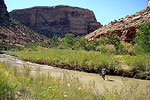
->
[0,0,49,46]
[86,8,150,42]
[0,0,10,26]
[10,5,102,38]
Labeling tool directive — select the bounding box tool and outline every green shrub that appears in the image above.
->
[122,42,135,55]
[26,42,48,48]
[96,45,116,54]
[134,22,150,53]
[105,34,124,54]
[51,35,60,48]
[0,45,12,51]
[61,33,76,49]
[122,54,150,71]
[85,40,99,51]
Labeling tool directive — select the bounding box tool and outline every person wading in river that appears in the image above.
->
[101,68,108,80]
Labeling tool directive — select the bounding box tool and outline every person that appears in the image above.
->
[101,68,108,80]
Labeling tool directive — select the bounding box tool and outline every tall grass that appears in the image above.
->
[8,48,119,73]
[122,54,150,71]
[7,48,150,79]
[0,63,99,99]
[0,63,150,100]
[121,54,150,79]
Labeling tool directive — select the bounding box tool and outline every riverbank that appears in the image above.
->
[7,48,150,80]
[0,54,150,100]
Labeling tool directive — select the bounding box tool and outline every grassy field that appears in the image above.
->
[0,62,150,100]
[7,47,150,79]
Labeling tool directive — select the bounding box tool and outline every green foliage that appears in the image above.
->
[0,64,19,99]
[49,33,106,52]
[85,40,99,51]
[74,36,87,50]
[8,49,118,73]
[121,42,135,55]
[51,35,60,48]
[0,64,99,100]
[1,63,150,100]
[122,54,150,71]
[134,22,150,53]
[26,42,48,48]
[61,33,76,49]
[105,34,124,54]
[0,45,12,51]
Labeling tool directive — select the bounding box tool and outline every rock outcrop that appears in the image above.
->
[10,5,102,38]
[0,0,10,26]
[147,0,150,8]
[0,19,49,46]
[86,8,150,42]
[0,0,49,46]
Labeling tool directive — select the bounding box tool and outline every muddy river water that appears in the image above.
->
[0,54,150,93]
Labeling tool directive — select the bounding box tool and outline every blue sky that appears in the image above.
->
[5,0,147,25]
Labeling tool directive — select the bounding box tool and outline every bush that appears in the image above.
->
[26,42,48,48]
[61,33,76,49]
[134,22,150,53]
[51,35,60,48]
[0,45,12,51]
[96,45,116,54]
[122,42,135,55]
[85,40,99,51]
[105,34,124,54]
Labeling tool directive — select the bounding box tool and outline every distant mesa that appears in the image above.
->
[10,5,102,38]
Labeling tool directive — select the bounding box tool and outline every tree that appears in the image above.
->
[134,22,150,53]
[85,40,99,51]
[74,36,87,50]
[51,35,59,48]
[105,34,123,54]
[61,33,76,49]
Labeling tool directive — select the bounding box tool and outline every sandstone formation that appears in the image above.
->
[86,8,150,42]
[10,5,102,38]
[0,19,49,46]
[147,0,150,8]
[0,0,10,26]
[0,0,49,46]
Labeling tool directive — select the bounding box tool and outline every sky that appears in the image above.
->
[5,0,147,25]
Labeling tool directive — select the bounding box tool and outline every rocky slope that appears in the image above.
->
[10,5,102,38]
[86,8,150,42]
[0,0,10,26]
[0,0,49,46]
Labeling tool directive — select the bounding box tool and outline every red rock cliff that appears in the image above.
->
[0,0,50,46]
[86,8,150,43]
[10,5,102,38]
